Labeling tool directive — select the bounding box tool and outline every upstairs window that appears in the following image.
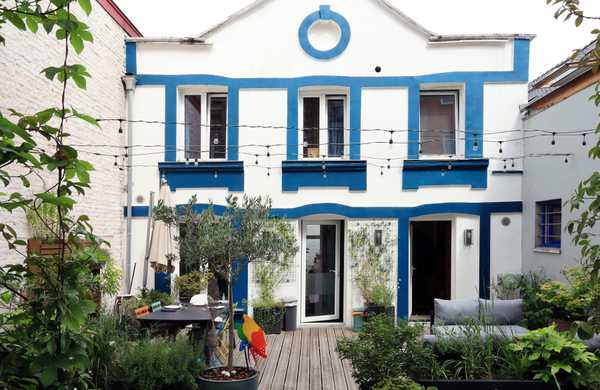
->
[420,91,458,155]
[300,94,347,159]
[535,199,562,249]
[183,93,227,160]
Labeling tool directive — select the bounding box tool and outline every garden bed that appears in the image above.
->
[418,379,574,390]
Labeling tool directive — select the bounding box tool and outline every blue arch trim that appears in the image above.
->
[124,201,522,318]
[298,5,351,60]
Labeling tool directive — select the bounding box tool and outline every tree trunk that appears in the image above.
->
[227,265,235,371]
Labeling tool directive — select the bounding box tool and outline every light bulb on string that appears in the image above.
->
[551,132,556,146]
[511,159,515,169]
[564,155,569,164]
[389,131,394,145]
[498,141,503,154]
[255,155,259,165]
[267,168,271,177]
[387,159,391,170]
[266,145,271,158]
[503,159,507,170]
[473,139,479,152]
[185,158,190,165]
[380,166,384,176]
[118,119,123,134]
[214,171,218,179]
[583,134,587,146]
[194,158,199,166]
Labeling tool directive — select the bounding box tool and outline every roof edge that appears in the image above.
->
[97,0,142,37]
[430,33,536,43]
[376,0,436,37]
[197,0,271,40]
[126,37,209,44]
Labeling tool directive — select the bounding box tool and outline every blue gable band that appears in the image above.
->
[402,159,489,190]
[282,160,367,191]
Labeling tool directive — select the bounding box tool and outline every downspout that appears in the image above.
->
[122,75,136,294]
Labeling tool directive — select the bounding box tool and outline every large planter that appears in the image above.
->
[418,379,574,390]
[253,306,285,334]
[197,368,258,390]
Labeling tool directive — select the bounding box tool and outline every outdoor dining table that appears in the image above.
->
[137,305,225,364]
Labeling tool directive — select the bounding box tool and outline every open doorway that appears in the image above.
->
[411,221,452,316]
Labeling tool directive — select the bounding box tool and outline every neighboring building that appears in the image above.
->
[522,41,600,282]
[125,0,534,326]
[0,1,141,282]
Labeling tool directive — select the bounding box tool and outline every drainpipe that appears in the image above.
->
[122,75,136,294]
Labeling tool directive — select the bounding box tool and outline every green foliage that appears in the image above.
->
[494,272,553,329]
[137,289,173,307]
[175,270,212,298]
[349,224,394,307]
[254,256,291,307]
[427,323,513,380]
[508,325,600,388]
[252,304,285,334]
[337,315,430,388]
[155,194,298,369]
[538,266,600,321]
[25,203,59,242]
[547,0,600,336]
[0,1,104,388]
[373,376,434,390]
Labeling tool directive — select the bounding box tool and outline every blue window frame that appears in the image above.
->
[535,199,561,249]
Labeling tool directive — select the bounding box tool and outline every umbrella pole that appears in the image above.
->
[142,191,155,290]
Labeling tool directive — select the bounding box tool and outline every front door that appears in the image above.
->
[302,221,340,322]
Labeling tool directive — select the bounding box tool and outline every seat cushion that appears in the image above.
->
[479,299,523,325]
[434,298,479,325]
[578,334,600,351]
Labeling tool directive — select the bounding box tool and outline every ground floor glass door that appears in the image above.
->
[302,221,340,322]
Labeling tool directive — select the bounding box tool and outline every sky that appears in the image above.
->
[114,0,600,80]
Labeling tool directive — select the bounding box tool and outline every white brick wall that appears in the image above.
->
[0,2,127,284]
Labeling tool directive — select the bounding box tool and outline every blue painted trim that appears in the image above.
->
[402,159,489,190]
[350,86,361,159]
[287,86,299,160]
[124,201,522,318]
[232,260,248,310]
[165,84,177,161]
[281,160,367,191]
[298,5,351,60]
[124,205,149,217]
[125,41,137,75]
[408,85,420,159]
[465,80,484,158]
[135,39,529,163]
[158,161,244,191]
[228,87,240,161]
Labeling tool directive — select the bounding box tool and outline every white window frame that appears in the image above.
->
[178,87,228,161]
[298,91,349,160]
[419,90,461,158]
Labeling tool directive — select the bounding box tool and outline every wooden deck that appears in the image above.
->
[236,327,359,390]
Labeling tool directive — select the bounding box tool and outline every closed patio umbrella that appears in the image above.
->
[149,179,178,274]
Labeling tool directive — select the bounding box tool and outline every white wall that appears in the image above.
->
[0,3,128,284]
[135,0,513,78]
[490,212,522,286]
[523,85,600,281]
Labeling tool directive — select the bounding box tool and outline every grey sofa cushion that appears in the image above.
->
[479,299,523,325]
[578,334,600,351]
[434,298,479,325]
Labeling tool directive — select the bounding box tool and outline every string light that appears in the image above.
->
[473,139,479,152]
[498,141,503,154]
[503,159,507,170]
[583,134,587,146]
[419,142,423,154]
[118,119,123,134]
[447,161,452,171]
[266,145,271,158]
[389,131,394,145]
[551,132,556,146]
[564,155,569,164]
[511,159,515,168]
[387,159,391,170]
[255,155,259,165]
[267,168,271,176]
[185,158,190,165]
[194,158,198,166]
[380,166,384,176]
[214,171,218,179]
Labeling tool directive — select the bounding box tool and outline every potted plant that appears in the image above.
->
[349,224,395,318]
[175,270,213,303]
[154,194,298,389]
[252,256,291,334]
[25,203,61,255]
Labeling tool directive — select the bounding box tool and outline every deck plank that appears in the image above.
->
[284,329,302,390]
[337,327,359,390]
[296,328,311,390]
[309,328,323,390]
[327,327,348,390]
[270,330,294,390]
[319,328,336,390]
[258,333,284,388]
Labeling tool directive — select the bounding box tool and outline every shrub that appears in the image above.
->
[103,336,202,390]
[428,322,513,380]
[253,301,285,334]
[175,270,212,298]
[337,315,430,388]
[137,288,173,307]
[494,272,552,329]
[507,325,600,388]
[373,376,434,390]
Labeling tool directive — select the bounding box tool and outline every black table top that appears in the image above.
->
[138,305,223,324]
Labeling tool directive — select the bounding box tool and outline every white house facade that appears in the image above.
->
[124,0,533,327]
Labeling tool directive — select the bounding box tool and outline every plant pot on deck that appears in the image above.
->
[198,367,258,390]
[253,306,285,334]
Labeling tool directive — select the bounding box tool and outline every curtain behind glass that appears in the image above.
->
[184,96,202,160]
[327,98,344,157]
